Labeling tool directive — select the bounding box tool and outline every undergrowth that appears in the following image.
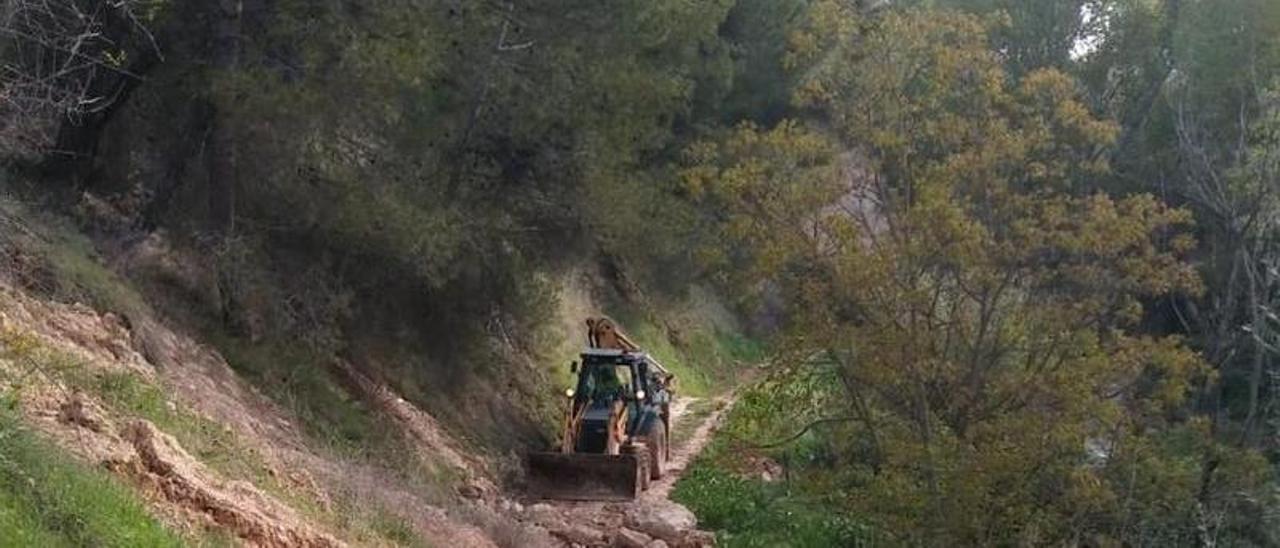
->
[673,461,872,548]
[0,195,149,319]
[623,319,760,399]
[672,379,876,548]
[212,336,457,494]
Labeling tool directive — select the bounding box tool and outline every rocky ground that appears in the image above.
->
[509,396,732,548]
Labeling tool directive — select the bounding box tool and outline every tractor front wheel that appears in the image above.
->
[648,419,667,480]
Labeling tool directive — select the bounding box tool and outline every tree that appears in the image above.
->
[924,0,1100,75]
[207,0,240,237]
[0,0,162,177]
[685,9,1218,544]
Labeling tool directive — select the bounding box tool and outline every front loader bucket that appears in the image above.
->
[526,452,643,501]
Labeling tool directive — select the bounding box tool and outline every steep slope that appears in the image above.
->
[0,195,751,546]
[0,281,508,546]
[0,274,738,546]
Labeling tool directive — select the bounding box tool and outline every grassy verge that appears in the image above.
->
[0,400,185,547]
[671,381,876,548]
[626,320,763,399]
[672,461,871,548]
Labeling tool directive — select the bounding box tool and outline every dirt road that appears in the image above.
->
[643,396,729,501]
[517,394,734,547]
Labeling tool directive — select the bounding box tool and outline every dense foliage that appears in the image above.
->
[3,0,1279,545]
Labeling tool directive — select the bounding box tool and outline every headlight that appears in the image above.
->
[635,390,646,400]
[564,388,576,398]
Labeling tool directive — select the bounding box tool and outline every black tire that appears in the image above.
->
[648,418,667,480]
[639,456,652,491]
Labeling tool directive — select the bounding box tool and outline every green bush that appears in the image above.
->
[0,403,183,547]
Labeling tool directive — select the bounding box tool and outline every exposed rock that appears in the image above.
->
[58,391,110,433]
[499,498,525,514]
[646,542,669,548]
[525,502,563,525]
[625,500,697,544]
[459,483,485,499]
[418,506,502,548]
[0,287,151,377]
[550,523,606,546]
[612,527,653,548]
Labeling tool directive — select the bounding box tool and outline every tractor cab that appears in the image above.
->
[570,349,669,453]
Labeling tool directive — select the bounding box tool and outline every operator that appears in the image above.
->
[588,365,624,398]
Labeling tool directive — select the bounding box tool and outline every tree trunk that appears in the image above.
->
[207,0,242,236]
[40,50,160,192]
[1113,0,1182,156]
[1243,242,1271,446]
[142,102,214,230]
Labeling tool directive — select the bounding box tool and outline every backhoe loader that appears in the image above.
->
[526,318,673,501]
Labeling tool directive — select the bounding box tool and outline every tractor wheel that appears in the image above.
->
[648,419,667,480]
[639,456,652,491]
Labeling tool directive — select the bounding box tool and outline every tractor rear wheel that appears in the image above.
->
[648,419,667,480]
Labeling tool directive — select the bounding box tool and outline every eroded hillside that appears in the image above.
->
[0,197,749,546]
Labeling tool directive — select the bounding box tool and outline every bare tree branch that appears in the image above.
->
[0,0,158,160]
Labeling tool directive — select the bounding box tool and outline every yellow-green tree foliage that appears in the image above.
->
[683,9,1234,544]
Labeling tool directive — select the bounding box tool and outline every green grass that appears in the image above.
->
[672,456,873,548]
[0,332,278,494]
[627,320,762,399]
[0,401,184,547]
[0,195,149,318]
[0,184,438,545]
[671,373,878,548]
[331,499,432,548]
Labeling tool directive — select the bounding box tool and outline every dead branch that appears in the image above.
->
[0,0,159,160]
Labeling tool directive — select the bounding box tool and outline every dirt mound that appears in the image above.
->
[0,286,150,376]
[121,420,342,547]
